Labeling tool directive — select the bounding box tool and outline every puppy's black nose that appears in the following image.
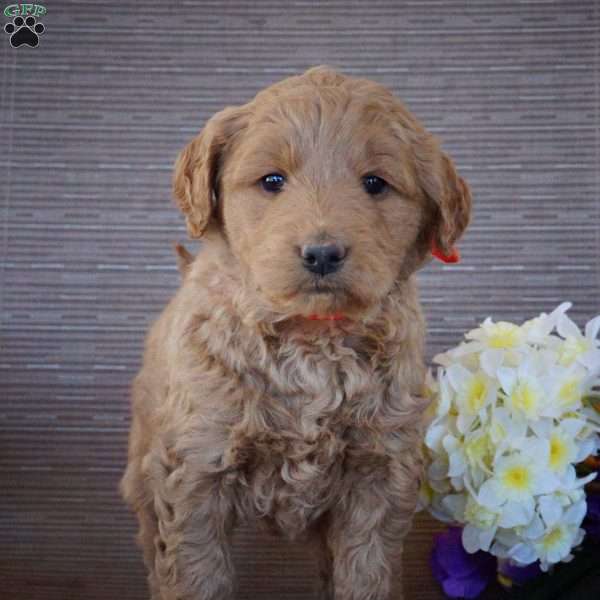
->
[301,243,347,276]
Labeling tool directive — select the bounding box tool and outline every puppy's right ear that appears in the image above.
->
[412,134,472,260]
[172,105,249,238]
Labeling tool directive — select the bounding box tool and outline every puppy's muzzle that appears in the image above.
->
[301,242,347,276]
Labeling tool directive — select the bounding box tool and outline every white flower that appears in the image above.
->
[488,407,526,449]
[504,495,587,569]
[478,447,558,508]
[556,310,600,371]
[424,420,447,455]
[463,430,494,472]
[422,303,600,569]
[464,495,499,529]
[547,425,579,473]
[446,365,495,432]
[521,302,572,345]
[462,522,497,553]
[544,363,588,416]
[533,523,584,569]
[531,498,587,570]
[443,434,467,478]
[467,318,525,351]
[497,361,549,421]
[435,369,453,418]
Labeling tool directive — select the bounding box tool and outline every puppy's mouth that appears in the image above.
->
[303,280,339,295]
[298,279,363,311]
[259,272,372,321]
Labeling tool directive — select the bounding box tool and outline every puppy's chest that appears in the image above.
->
[230,417,347,540]
[234,421,346,532]
[228,350,388,537]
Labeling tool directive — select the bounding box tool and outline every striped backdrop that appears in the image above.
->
[1,1,598,598]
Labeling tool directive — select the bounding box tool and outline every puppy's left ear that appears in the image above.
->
[173,105,249,239]
[414,136,472,258]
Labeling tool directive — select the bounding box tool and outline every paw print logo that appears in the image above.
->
[4,15,45,48]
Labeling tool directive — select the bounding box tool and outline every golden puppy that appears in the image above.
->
[120,65,471,600]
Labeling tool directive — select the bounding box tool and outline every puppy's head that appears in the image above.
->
[173,66,471,319]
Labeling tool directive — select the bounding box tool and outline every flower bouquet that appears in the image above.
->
[420,303,600,597]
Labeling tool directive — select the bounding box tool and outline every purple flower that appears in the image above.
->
[430,527,496,598]
[583,491,600,542]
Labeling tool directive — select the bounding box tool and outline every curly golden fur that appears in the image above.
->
[120,65,471,600]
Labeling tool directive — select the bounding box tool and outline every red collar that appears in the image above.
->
[306,312,346,321]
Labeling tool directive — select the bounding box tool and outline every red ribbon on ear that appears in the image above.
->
[431,240,461,264]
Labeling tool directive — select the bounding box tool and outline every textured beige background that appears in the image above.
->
[1,1,599,598]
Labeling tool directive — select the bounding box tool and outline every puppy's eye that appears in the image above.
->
[362,174,388,196]
[260,173,286,193]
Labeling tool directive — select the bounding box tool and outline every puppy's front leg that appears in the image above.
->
[145,442,236,600]
[326,465,418,600]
